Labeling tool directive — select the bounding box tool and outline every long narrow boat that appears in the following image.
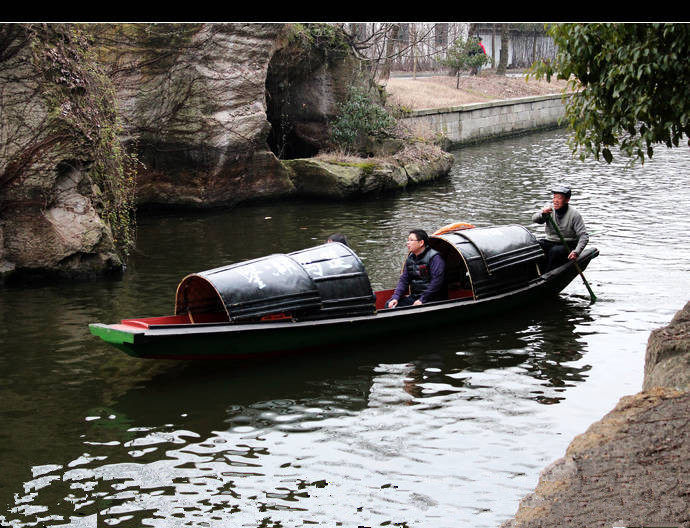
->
[89,224,598,360]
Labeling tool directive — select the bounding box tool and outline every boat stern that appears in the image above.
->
[89,322,143,355]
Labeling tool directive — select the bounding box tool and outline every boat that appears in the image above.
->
[89,224,599,360]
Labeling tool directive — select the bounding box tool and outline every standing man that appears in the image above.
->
[477,36,487,55]
[386,229,446,308]
[532,185,589,271]
[470,36,488,75]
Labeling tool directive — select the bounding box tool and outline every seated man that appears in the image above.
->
[532,185,589,271]
[386,229,446,308]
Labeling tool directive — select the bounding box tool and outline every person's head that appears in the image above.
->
[327,233,348,246]
[551,185,572,209]
[406,229,429,255]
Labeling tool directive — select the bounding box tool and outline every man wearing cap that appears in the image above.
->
[532,185,589,272]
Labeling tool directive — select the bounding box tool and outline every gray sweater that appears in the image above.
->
[532,205,589,255]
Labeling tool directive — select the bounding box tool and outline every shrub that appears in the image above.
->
[330,86,397,151]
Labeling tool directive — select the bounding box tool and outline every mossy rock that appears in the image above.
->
[283,158,409,198]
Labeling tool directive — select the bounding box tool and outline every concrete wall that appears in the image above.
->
[401,94,568,148]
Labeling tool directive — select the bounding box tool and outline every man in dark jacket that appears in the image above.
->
[386,229,446,308]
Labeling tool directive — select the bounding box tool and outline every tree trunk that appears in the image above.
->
[496,24,509,75]
[468,23,477,39]
[411,26,418,79]
[379,24,399,83]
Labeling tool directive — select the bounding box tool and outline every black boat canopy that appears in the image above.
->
[175,242,376,322]
[174,225,544,322]
[430,224,544,299]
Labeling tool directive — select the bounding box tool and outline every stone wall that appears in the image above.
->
[401,94,567,148]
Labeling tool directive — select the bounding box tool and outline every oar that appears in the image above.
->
[546,215,597,303]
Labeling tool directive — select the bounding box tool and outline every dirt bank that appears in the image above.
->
[385,72,570,110]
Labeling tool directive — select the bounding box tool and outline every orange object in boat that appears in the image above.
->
[432,222,475,235]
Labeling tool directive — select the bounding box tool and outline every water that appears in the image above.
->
[1,129,689,528]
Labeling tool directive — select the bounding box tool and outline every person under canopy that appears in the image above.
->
[386,229,446,308]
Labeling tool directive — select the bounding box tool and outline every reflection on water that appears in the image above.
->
[1,129,689,527]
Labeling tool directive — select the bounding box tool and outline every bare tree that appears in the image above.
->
[338,22,468,81]
[496,24,510,75]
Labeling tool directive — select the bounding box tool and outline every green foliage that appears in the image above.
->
[329,86,397,151]
[441,36,489,74]
[530,23,690,164]
[287,23,349,59]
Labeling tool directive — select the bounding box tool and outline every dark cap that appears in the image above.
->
[551,185,572,198]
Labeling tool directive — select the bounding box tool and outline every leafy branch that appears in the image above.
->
[530,23,690,164]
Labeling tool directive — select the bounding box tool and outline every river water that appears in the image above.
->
[1,129,689,528]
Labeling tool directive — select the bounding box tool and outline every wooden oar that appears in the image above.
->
[546,215,597,303]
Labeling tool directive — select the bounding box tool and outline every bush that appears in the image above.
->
[330,86,397,151]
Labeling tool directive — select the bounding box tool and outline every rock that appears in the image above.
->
[118,23,363,209]
[501,303,690,528]
[0,25,127,281]
[644,301,690,391]
[113,24,295,209]
[502,388,690,528]
[283,144,453,199]
[283,159,364,198]
[1,167,122,280]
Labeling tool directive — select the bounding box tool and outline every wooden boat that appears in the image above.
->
[89,224,599,360]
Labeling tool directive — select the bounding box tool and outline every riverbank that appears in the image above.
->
[501,302,690,528]
[383,72,571,149]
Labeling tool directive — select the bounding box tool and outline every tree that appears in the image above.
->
[441,36,490,88]
[530,23,690,164]
[496,25,510,75]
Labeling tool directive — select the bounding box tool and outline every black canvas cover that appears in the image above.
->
[175,243,375,322]
[289,243,376,319]
[431,225,543,299]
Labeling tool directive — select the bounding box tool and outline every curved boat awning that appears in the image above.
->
[175,242,376,322]
[430,224,543,299]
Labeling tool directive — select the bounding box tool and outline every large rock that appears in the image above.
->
[644,301,690,391]
[108,23,297,209]
[112,23,366,209]
[283,145,454,199]
[0,24,126,282]
[501,388,690,528]
[501,302,690,528]
[2,166,121,279]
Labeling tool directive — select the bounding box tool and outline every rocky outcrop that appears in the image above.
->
[113,23,369,209]
[107,23,296,209]
[1,164,122,279]
[644,302,690,391]
[284,144,454,199]
[0,23,454,281]
[501,301,690,528]
[0,24,128,282]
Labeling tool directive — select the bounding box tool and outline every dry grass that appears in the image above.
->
[384,72,570,110]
